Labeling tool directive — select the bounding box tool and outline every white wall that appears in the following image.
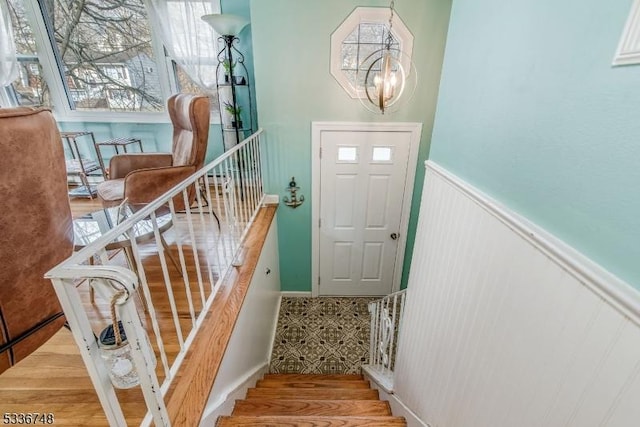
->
[199,215,281,425]
[393,162,640,427]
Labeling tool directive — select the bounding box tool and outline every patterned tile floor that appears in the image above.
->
[269,297,375,375]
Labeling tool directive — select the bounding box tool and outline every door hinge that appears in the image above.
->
[318,276,321,286]
[319,218,322,228]
[319,147,322,158]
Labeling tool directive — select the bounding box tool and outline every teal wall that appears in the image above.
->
[251,0,452,291]
[430,0,640,289]
[58,122,225,166]
[57,121,175,165]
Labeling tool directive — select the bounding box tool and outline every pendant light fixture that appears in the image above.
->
[357,0,417,114]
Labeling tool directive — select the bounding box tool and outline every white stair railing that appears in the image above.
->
[365,289,407,391]
[46,130,267,426]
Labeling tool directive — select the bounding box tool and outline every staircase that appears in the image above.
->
[216,374,407,426]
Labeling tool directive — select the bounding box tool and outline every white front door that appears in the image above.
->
[315,123,419,296]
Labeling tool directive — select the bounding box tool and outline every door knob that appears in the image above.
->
[390,233,398,240]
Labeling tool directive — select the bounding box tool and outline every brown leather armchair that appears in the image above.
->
[97,94,210,210]
[0,107,73,374]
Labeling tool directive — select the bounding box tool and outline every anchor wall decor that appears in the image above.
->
[283,177,304,208]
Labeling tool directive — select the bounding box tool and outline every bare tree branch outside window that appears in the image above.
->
[44,0,164,112]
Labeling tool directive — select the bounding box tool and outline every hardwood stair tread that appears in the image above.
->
[245,388,379,400]
[231,399,391,416]
[256,379,370,389]
[217,374,405,427]
[262,374,364,382]
[216,415,407,426]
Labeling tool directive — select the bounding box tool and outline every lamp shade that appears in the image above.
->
[201,14,249,36]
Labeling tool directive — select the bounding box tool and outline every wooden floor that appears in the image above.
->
[1,197,142,425]
[0,190,260,426]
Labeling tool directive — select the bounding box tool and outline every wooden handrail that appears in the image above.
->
[165,204,277,425]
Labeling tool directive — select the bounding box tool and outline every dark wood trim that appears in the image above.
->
[0,312,65,356]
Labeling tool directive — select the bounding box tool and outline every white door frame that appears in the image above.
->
[311,121,422,297]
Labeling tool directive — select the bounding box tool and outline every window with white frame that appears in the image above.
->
[1,0,221,119]
[4,0,50,107]
[330,7,414,99]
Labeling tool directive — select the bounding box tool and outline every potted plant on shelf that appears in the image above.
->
[224,101,243,129]
[222,59,235,83]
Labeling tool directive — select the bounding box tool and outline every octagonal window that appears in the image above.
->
[331,7,414,99]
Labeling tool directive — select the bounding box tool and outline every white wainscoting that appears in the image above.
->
[393,161,640,427]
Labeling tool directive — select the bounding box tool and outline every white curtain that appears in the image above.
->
[0,0,18,87]
[147,0,221,91]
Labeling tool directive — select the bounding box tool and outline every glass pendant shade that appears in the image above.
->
[201,13,249,36]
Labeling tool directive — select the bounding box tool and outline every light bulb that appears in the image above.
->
[374,74,382,88]
[360,44,416,113]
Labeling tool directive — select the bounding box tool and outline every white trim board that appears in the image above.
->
[311,121,422,297]
[363,369,429,427]
[266,294,282,366]
[199,363,268,426]
[263,194,279,205]
[613,0,640,66]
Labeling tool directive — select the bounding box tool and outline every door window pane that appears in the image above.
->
[372,146,393,162]
[337,146,358,162]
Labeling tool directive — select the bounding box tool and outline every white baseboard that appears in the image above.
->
[362,365,393,393]
[280,291,313,297]
[267,295,282,365]
[364,370,430,427]
[199,363,268,426]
